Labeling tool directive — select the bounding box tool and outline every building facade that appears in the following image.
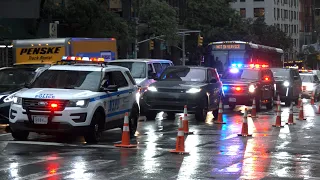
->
[231,0,300,60]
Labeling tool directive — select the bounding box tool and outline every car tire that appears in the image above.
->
[266,97,274,110]
[129,104,139,138]
[146,111,157,120]
[256,98,262,112]
[84,112,104,143]
[195,98,208,121]
[11,130,29,141]
[166,112,176,120]
[285,100,291,106]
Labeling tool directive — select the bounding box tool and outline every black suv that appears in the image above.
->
[221,65,275,111]
[270,68,302,106]
[140,66,223,121]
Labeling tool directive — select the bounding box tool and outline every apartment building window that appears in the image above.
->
[284,10,288,19]
[254,8,265,17]
[294,11,296,20]
[240,8,246,18]
[284,24,288,33]
[284,0,288,4]
[277,8,280,19]
[291,11,293,20]
[240,0,245,2]
[281,9,283,18]
[274,8,276,19]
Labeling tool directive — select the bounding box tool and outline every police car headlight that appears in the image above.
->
[283,81,290,87]
[67,100,89,108]
[186,88,201,93]
[147,86,157,92]
[248,85,256,93]
[12,96,22,105]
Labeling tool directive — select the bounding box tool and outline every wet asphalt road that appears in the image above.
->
[0,101,320,179]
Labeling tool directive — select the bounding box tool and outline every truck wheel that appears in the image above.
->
[195,98,208,121]
[11,130,29,141]
[129,104,139,138]
[146,111,157,120]
[84,112,104,143]
[266,97,274,110]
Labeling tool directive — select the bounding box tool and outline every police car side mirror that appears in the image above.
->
[103,85,118,92]
[24,82,31,89]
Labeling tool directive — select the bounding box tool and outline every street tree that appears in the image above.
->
[138,0,179,44]
[42,0,128,40]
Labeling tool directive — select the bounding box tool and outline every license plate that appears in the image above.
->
[229,98,236,102]
[33,116,48,124]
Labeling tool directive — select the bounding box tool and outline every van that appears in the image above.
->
[108,59,174,90]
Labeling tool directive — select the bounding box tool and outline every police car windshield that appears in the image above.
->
[108,62,146,78]
[32,70,101,91]
[0,68,36,86]
[160,67,206,82]
[222,69,259,80]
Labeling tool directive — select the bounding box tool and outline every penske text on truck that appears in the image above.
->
[12,38,117,66]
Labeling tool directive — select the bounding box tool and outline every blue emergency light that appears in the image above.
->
[61,56,108,62]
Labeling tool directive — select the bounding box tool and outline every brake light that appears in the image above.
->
[264,77,269,81]
[50,103,58,108]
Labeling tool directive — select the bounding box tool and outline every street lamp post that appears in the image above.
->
[177,30,201,66]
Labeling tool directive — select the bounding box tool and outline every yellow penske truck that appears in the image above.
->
[12,38,117,67]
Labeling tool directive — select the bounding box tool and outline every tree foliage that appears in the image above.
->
[184,0,293,51]
[42,0,128,40]
[138,0,179,43]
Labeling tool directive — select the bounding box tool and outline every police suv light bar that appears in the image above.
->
[61,56,107,62]
[231,63,269,69]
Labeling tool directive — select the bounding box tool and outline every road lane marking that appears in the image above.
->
[18,160,115,180]
[109,169,140,180]
[7,141,118,149]
[0,133,11,137]
[0,156,63,172]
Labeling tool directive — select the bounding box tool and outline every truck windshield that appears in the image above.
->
[108,62,146,78]
[222,69,259,80]
[160,67,206,82]
[32,70,101,91]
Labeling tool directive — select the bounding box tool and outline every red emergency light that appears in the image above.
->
[50,103,58,109]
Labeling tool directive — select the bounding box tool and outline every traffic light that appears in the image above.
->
[149,40,154,50]
[197,35,203,46]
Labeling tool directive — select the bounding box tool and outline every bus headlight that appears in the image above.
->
[248,85,255,93]
[283,81,290,87]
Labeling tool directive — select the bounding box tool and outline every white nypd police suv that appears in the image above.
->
[9,56,139,143]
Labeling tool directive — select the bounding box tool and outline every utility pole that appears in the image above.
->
[134,17,139,59]
[177,30,201,66]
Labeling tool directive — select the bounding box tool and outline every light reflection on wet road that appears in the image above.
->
[0,102,320,179]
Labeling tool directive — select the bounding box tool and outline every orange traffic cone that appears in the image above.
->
[275,94,281,112]
[311,91,315,105]
[215,100,226,124]
[297,102,306,121]
[238,108,252,137]
[170,117,189,154]
[114,112,137,148]
[273,104,284,127]
[182,105,193,134]
[250,98,257,118]
[297,93,302,108]
[286,102,295,125]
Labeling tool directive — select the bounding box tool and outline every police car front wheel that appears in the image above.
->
[11,130,29,141]
[84,112,104,143]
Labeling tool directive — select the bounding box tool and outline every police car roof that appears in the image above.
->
[110,59,172,63]
[49,65,129,72]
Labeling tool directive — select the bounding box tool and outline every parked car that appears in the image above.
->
[270,68,302,106]
[140,66,223,121]
[0,67,48,123]
[300,72,320,99]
